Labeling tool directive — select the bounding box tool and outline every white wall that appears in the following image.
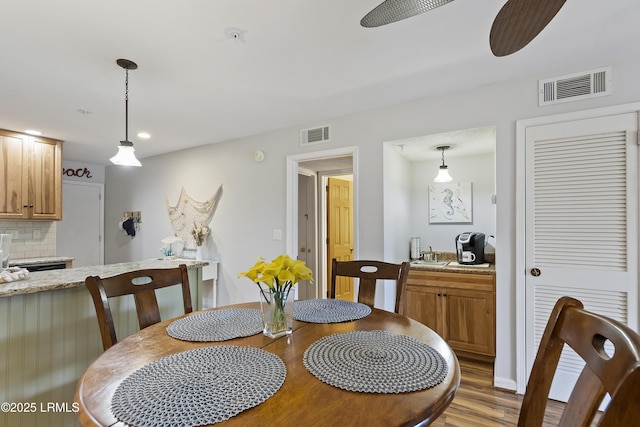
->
[411,152,496,253]
[104,56,640,390]
[383,144,413,263]
[382,144,414,310]
[384,148,496,260]
[62,160,105,184]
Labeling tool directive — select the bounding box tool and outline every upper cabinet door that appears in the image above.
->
[29,136,62,220]
[0,129,63,220]
[0,130,29,219]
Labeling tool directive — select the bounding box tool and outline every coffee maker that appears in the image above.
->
[455,232,485,265]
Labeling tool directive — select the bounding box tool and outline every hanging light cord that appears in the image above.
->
[124,67,129,143]
[440,147,446,167]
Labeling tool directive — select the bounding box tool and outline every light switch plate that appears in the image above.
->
[272,229,283,241]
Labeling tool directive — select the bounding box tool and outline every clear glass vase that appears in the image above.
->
[258,283,294,338]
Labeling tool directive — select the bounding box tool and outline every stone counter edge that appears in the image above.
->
[0,259,208,297]
[410,264,495,275]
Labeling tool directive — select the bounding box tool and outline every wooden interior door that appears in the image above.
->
[327,177,353,301]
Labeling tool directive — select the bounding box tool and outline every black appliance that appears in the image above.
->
[12,261,67,272]
[455,232,485,265]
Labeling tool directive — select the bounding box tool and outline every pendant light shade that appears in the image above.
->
[110,141,141,167]
[110,59,141,167]
[434,145,453,183]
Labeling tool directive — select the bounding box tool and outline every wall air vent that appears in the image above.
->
[539,67,612,106]
[300,125,330,146]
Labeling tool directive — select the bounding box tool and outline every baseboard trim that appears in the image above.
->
[494,376,518,392]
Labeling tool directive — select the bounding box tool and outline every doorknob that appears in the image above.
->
[531,268,541,277]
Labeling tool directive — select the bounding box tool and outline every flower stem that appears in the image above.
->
[261,281,292,335]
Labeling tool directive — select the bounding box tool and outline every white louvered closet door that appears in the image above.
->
[524,112,638,403]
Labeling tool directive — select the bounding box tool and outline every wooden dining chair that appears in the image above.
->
[518,296,640,426]
[85,264,193,351]
[330,259,410,314]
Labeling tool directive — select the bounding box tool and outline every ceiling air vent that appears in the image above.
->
[300,125,330,146]
[539,67,612,106]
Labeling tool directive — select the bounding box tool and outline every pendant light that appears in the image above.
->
[434,145,453,183]
[110,59,141,167]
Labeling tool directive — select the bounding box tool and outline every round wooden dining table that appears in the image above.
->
[75,302,460,427]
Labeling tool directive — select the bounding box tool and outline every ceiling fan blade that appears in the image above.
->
[490,0,567,56]
[361,0,455,28]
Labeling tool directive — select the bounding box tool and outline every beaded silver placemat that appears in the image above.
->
[293,299,372,323]
[166,308,263,342]
[111,345,286,427]
[303,330,448,393]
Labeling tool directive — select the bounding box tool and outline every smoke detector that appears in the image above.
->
[224,27,246,42]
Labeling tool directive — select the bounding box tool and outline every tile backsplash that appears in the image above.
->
[0,221,56,260]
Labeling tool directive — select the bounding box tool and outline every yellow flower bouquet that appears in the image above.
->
[239,254,313,337]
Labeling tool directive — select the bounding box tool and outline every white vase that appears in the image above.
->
[196,246,203,261]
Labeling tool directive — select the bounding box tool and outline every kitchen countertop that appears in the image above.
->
[0,259,208,298]
[9,256,75,266]
[409,261,495,275]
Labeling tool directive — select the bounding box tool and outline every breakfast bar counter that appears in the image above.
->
[0,258,207,427]
[0,258,207,297]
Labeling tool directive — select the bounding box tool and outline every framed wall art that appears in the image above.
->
[428,182,473,223]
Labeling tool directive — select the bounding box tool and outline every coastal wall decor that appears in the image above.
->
[165,185,223,249]
[428,182,472,223]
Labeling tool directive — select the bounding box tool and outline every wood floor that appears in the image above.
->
[430,358,569,426]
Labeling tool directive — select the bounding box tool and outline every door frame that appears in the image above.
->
[286,146,359,299]
[515,102,640,393]
[296,171,318,299]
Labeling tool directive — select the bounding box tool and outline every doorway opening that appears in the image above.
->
[286,147,358,301]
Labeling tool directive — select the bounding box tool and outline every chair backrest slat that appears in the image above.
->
[330,259,410,314]
[85,264,193,351]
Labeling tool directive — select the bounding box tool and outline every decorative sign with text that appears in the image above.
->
[62,167,93,179]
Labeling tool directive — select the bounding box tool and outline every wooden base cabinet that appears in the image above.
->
[405,270,496,362]
[0,129,62,220]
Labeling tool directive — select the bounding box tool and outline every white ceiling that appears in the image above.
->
[2,0,639,165]
[390,125,496,162]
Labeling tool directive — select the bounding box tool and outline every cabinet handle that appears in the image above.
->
[443,293,447,297]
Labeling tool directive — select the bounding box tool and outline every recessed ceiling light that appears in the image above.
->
[137,132,151,139]
[25,130,42,136]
